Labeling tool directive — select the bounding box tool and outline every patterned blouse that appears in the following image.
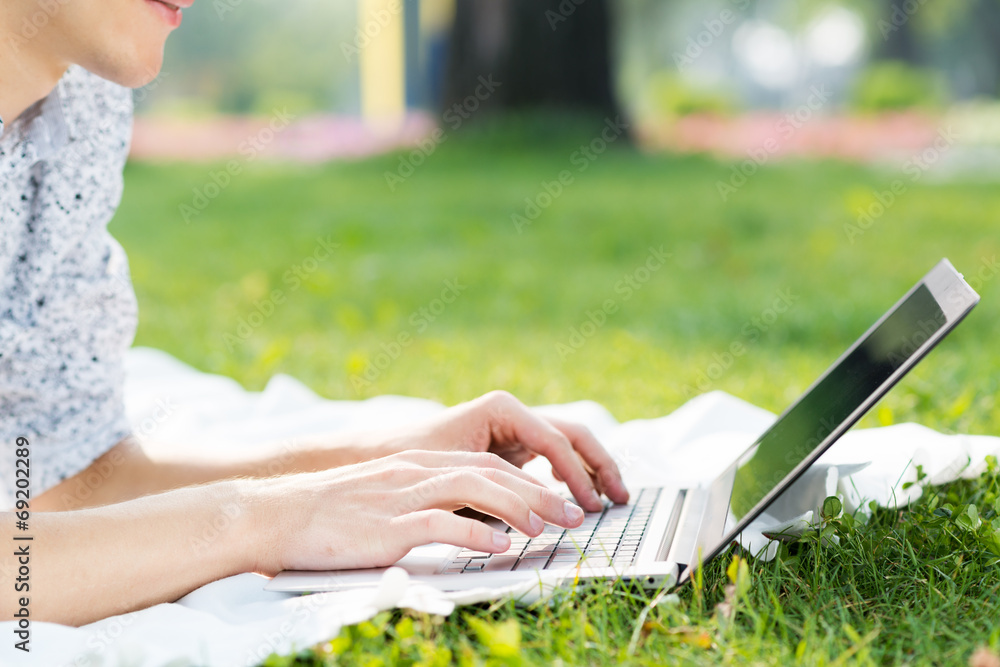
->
[0,65,137,509]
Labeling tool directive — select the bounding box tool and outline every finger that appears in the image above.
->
[394,449,549,488]
[409,468,585,535]
[551,456,593,490]
[544,416,629,504]
[574,453,605,499]
[396,509,511,554]
[478,392,604,512]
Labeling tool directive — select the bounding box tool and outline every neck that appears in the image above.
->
[0,9,69,127]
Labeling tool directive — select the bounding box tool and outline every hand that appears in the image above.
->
[252,449,588,573]
[378,390,629,513]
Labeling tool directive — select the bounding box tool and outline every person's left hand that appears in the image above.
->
[375,390,629,512]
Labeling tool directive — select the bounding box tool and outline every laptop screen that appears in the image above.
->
[723,283,946,527]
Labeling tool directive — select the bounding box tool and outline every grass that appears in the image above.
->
[112,116,1000,665]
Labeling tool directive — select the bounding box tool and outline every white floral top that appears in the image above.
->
[0,65,137,509]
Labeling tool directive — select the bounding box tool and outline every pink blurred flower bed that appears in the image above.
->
[637,112,943,162]
[129,113,437,163]
[129,111,944,163]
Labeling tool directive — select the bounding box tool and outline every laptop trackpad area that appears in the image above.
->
[394,543,456,574]
[344,543,454,578]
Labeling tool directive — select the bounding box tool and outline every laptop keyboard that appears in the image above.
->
[442,488,660,574]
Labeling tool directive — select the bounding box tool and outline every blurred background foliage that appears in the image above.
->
[143,0,1000,118]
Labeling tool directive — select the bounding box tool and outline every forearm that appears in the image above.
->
[2,480,257,626]
[35,429,394,512]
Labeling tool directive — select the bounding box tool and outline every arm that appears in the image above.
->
[5,449,593,626]
[34,429,392,512]
[3,481,255,626]
[36,391,629,513]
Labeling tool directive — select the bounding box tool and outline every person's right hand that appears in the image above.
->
[249,449,587,574]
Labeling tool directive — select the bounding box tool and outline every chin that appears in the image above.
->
[82,46,166,89]
[118,53,165,88]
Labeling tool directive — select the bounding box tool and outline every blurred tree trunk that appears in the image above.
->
[974,0,1000,94]
[876,0,920,62]
[441,0,621,118]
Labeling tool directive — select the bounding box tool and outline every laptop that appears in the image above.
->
[266,258,980,594]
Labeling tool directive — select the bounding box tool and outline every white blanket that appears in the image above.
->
[4,347,998,667]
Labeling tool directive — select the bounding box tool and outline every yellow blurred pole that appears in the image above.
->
[420,0,454,33]
[359,0,405,122]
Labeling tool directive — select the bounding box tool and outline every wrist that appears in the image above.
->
[215,478,279,576]
[314,427,403,466]
[356,426,405,460]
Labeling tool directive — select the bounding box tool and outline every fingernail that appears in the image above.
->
[564,501,584,524]
[528,511,544,534]
[590,489,602,507]
[492,531,510,550]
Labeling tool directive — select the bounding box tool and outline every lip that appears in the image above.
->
[144,0,186,27]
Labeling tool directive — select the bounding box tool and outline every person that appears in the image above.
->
[0,0,629,627]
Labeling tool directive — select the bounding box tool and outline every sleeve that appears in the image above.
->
[0,66,138,509]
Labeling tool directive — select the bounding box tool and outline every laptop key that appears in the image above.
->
[483,556,519,572]
[522,548,555,560]
[464,562,485,571]
[514,559,548,571]
[551,554,582,564]
[553,547,583,558]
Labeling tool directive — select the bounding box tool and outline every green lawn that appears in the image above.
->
[113,117,1000,665]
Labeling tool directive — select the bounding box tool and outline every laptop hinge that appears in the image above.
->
[653,489,686,561]
[665,488,709,568]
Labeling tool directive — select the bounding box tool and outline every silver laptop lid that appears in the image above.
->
[685,259,979,576]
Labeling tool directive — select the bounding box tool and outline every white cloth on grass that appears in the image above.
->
[2,346,997,667]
